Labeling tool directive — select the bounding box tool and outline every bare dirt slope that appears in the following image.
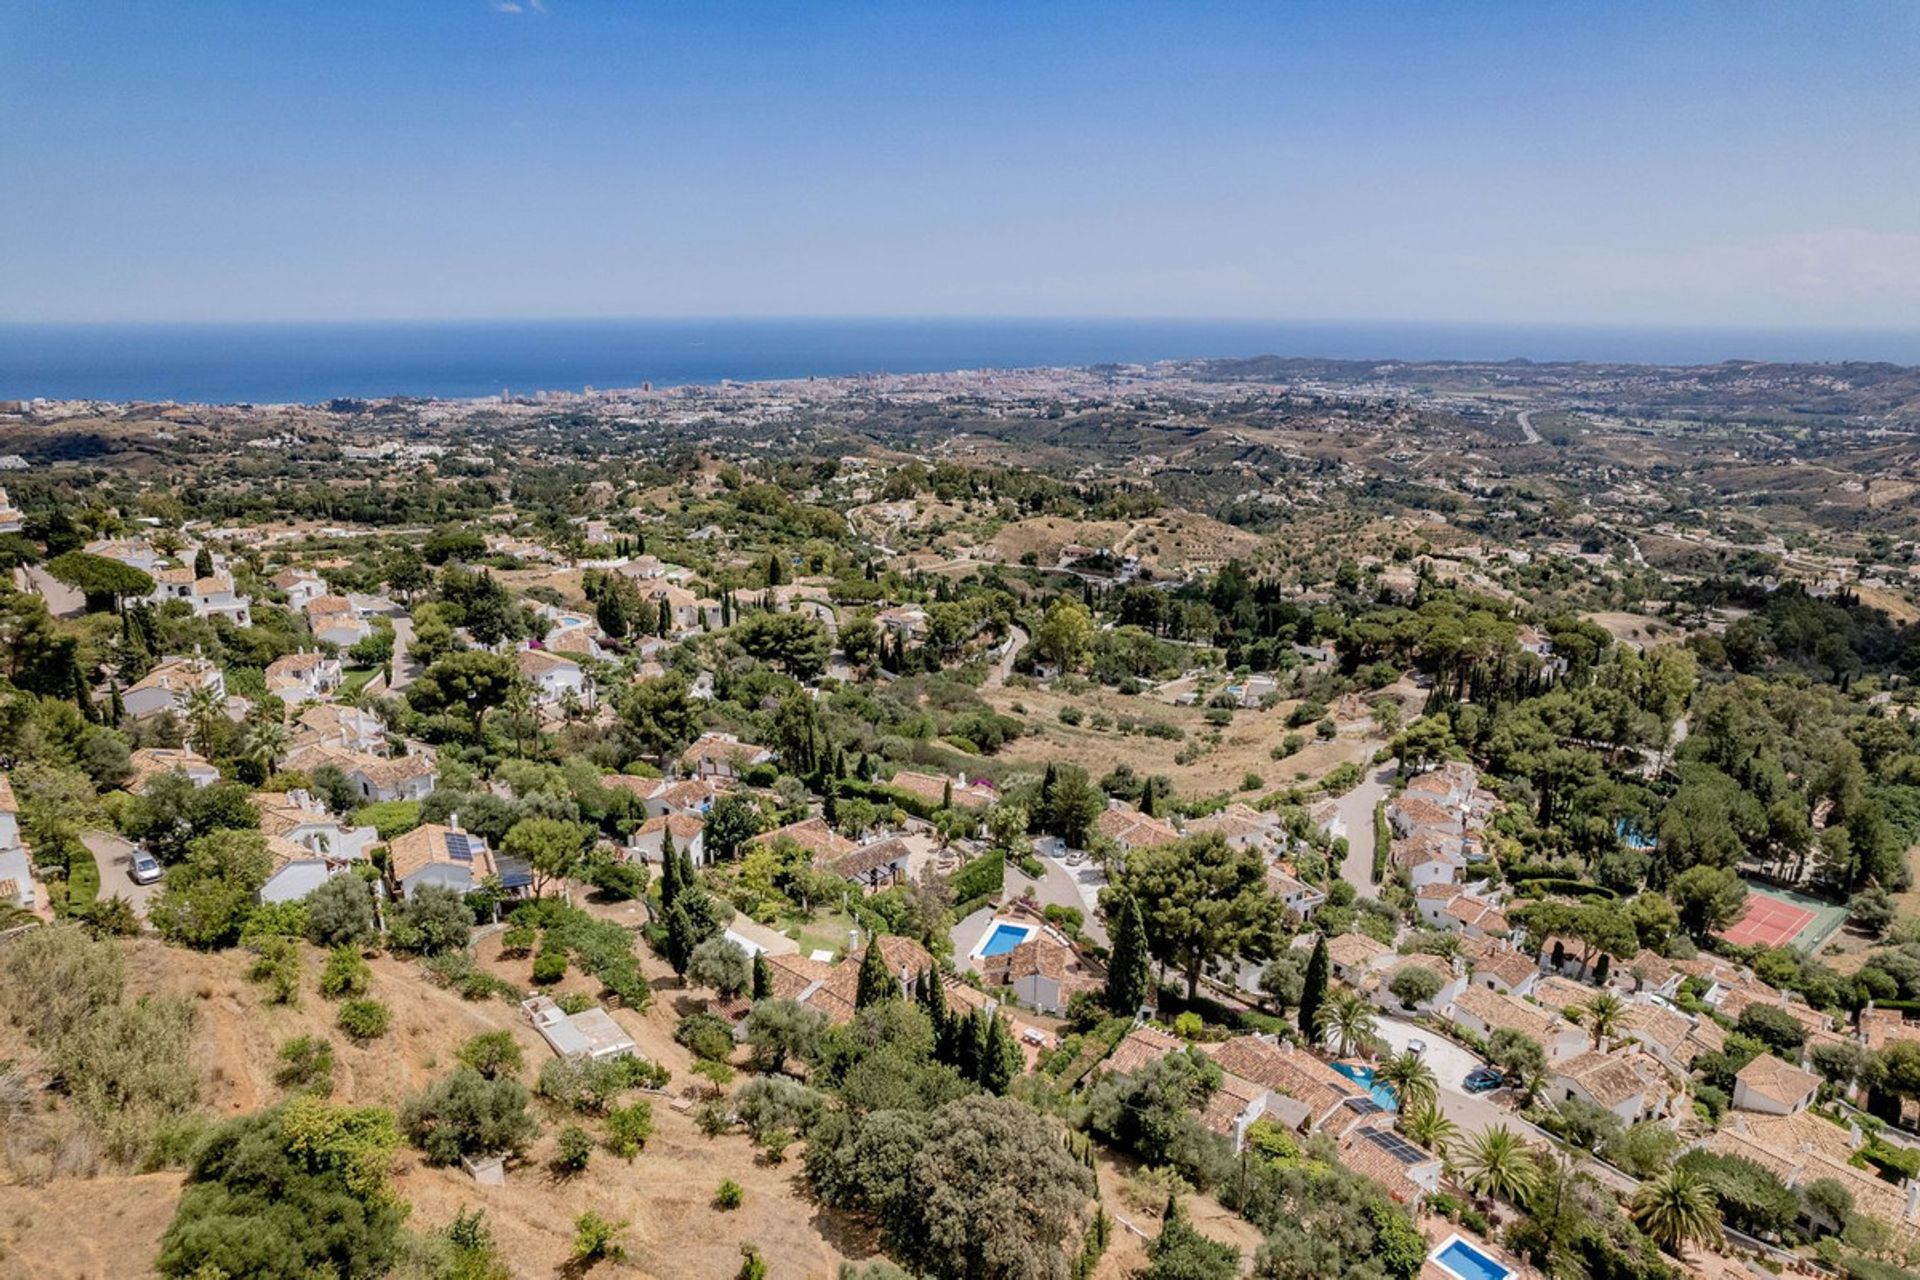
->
[5,932,875,1279]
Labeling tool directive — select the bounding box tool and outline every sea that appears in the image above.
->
[2,318,1918,407]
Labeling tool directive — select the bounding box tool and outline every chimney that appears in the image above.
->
[449,812,461,833]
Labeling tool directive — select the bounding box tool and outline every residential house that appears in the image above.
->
[1549,1050,1664,1125]
[824,836,913,891]
[517,648,594,709]
[0,845,33,909]
[628,814,706,867]
[1338,1123,1446,1208]
[1323,932,1395,985]
[1093,804,1181,854]
[254,789,378,864]
[978,934,1105,1016]
[85,537,162,573]
[523,995,637,1063]
[289,703,388,756]
[271,568,328,608]
[750,816,857,865]
[1266,865,1327,920]
[124,655,225,719]
[1185,802,1281,853]
[305,595,371,648]
[1368,953,1465,1016]
[887,769,994,812]
[1442,894,1512,941]
[1733,1054,1821,1116]
[265,650,343,702]
[1201,1036,1380,1140]
[388,822,506,899]
[188,574,253,626]
[1471,945,1542,997]
[1414,880,1468,925]
[1447,985,1586,1061]
[681,732,773,781]
[127,747,220,792]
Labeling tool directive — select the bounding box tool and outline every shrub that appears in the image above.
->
[319,946,371,999]
[537,1055,657,1115]
[531,951,568,985]
[387,884,472,956]
[715,1178,744,1210]
[499,923,537,957]
[675,1011,736,1063]
[400,1068,538,1165]
[337,998,392,1042]
[456,1030,524,1081]
[571,1212,628,1264]
[605,1100,653,1159]
[304,875,378,949]
[554,1123,593,1174]
[274,1036,335,1094]
[249,936,302,1006]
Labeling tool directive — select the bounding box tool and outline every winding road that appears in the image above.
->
[1515,409,1542,445]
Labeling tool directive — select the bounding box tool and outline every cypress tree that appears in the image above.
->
[942,779,953,810]
[659,839,683,913]
[823,781,839,827]
[1104,891,1152,1017]
[752,951,772,1001]
[981,1013,1020,1095]
[854,938,894,1009]
[1299,934,1330,1041]
[665,902,696,976]
[658,596,672,635]
[925,967,947,1029]
[958,1009,988,1082]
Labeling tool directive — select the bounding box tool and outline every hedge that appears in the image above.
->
[1514,878,1616,901]
[950,850,1005,904]
[1371,800,1390,884]
[838,778,942,822]
[62,848,102,916]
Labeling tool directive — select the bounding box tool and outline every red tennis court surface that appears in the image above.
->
[1718,893,1816,949]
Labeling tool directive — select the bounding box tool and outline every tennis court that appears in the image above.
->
[1717,884,1847,952]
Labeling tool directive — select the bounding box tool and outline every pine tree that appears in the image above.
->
[1299,934,1330,1041]
[854,938,895,1008]
[752,952,772,1001]
[981,1012,1020,1095]
[1104,891,1152,1017]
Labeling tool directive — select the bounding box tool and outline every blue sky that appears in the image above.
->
[2,1,1916,326]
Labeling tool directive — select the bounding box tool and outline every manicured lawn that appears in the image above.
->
[782,906,859,960]
[341,666,380,694]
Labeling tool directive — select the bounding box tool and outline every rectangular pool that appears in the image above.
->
[978,922,1035,958]
[1432,1236,1512,1280]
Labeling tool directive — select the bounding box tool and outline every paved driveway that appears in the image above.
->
[1331,759,1395,899]
[83,830,161,918]
[1374,1012,1515,1137]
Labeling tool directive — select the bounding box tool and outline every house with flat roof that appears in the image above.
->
[524,995,637,1063]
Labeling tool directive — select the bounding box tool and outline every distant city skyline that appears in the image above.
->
[2,1,1916,328]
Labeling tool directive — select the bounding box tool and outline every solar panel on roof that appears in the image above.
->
[1342,1096,1385,1116]
[1362,1127,1428,1164]
[445,832,474,862]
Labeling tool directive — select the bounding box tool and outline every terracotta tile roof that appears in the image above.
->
[1452,984,1565,1045]
[127,747,217,792]
[1105,1025,1184,1075]
[1338,1123,1430,1203]
[1553,1050,1650,1108]
[762,952,833,1002]
[1415,881,1466,903]
[516,648,579,676]
[1623,949,1676,991]
[1474,946,1538,991]
[1326,932,1393,972]
[1093,806,1181,849]
[1201,1036,1363,1130]
[682,733,771,769]
[638,814,704,843]
[980,936,1104,994]
[387,823,493,884]
[887,770,992,810]
[1199,1070,1267,1139]
[826,836,913,881]
[1530,976,1595,1012]
[1618,1001,1694,1056]
[1862,1008,1920,1052]
[752,816,856,862]
[804,936,935,1024]
[1735,1054,1820,1109]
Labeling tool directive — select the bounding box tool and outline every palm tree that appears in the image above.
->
[1317,991,1378,1059]
[1584,992,1625,1050]
[182,681,226,757]
[1377,1050,1437,1113]
[1399,1103,1460,1158]
[1631,1167,1721,1257]
[1457,1125,1541,1208]
[241,719,288,776]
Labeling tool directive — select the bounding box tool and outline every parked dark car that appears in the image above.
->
[1463,1066,1505,1094]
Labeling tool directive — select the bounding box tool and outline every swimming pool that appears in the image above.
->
[1430,1235,1513,1280]
[1331,1061,1400,1111]
[977,921,1037,958]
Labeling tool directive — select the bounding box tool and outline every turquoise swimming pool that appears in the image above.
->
[1331,1061,1400,1111]
[1431,1235,1512,1280]
[978,921,1036,958]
